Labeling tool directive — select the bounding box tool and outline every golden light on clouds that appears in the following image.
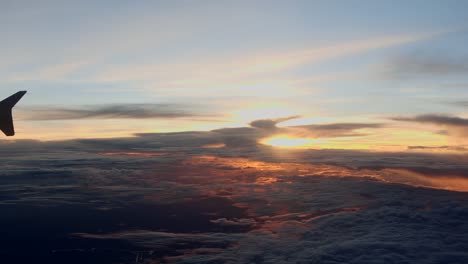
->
[184,155,468,192]
[260,134,386,150]
[382,169,468,192]
[261,134,321,149]
[259,123,451,151]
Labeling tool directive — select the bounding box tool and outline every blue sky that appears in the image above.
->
[1,0,467,145]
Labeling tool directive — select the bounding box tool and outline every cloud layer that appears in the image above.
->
[392,114,468,138]
[393,114,468,126]
[1,121,468,263]
[18,104,200,120]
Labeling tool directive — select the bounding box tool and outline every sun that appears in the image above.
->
[261,134,321,148]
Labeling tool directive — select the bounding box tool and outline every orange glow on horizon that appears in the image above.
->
[185,155,468,192]
[261,135,320,149]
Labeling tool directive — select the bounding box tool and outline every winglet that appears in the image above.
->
[0,91,27,108]
[0,91,27,136]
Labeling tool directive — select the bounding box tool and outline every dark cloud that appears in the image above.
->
[392,114,468,127]
[249,115,301,129]
[74,179,468,264]
[392,114,468,138]
[291,123,383,138]
[246,115,384,139]
[18,103,201,120]
[247,117,382,138]
[385,53,468,78]
[249,119,278,129]
[210,218,257,227]
[408,145,468,152]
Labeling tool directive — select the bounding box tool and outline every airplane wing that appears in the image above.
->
[0,108,14,136]
[0,91,27,136]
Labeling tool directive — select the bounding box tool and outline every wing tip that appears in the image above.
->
[0,91,26,137]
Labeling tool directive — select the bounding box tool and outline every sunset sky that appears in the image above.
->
[2,2,468,263]
[1,0,468,149]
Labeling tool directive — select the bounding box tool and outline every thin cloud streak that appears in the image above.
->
[246,116,384,139]
[249,115,302,129]
[392,114,468,127]
[392,114,468,139]
[91,31,442,86]
[18,104,202,120]
[289,123,384,138]
[407,145,467,152]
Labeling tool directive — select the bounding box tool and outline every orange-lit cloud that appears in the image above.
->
[183,155,468,192]
[381,168,468,192]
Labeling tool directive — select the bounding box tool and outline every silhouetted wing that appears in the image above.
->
[0,109,14,136]
[0,91,27,108]
[0,91,26,136]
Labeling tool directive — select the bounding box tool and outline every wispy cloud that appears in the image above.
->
[392,114,468,138]
[407,145,467,152]
[290,123,384,138]
[245,116,383,139]
[18,103,202,120]
[392,114,468,127]
[383,53,468,79]
[90,32,440,92]
[249,115,302,129]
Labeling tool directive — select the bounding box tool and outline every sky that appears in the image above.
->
[1,0,468,150]
[2,2,468,263]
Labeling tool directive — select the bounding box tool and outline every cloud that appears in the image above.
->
[246,115,383,139]
[3,128,468,191]
[384,53,468,78]
[2,128,468,262]
[210,218,257,227]
[408,145,468,152]
[89,31,440,99]
[289,123,383,138]
[249,115,301,130]
[73,178,468,263]
[18,103,202,120]
[392,114,468,126]
[392,114,468,137]
[2,120,468,194]
[237,32,437,75]
[388,166,468,178]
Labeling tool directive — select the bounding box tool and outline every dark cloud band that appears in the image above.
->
[18,104,199,120]
[392,114,468,127]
